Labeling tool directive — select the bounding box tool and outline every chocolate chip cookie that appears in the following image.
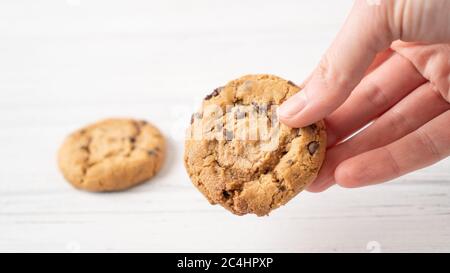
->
[184,74,326,216]
[58,118,166,192]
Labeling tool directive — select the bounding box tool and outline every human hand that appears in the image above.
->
[278,0,450,192]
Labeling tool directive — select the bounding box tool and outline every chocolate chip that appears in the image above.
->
[308,124,317,132]
[147,149,157,156]
[260,105,268,114]
[80,145,89,151]
[129,137,136,143]
[251,102,260,112]
[204,87,223,100]
[236,109,246,119]
[265,102,273,112]
[287,80,298,87]
[222,190,231,199]
[139,120,148,125]
[223,129,234,141]
[190,112,203,124]
[216,123,223,131]
[307,141,319,155]
[287,159,294,165]
[226,131,234,141]
[280,185,287,192]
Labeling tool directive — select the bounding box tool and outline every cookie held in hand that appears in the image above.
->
[184,74,326,216]
[58,118,165,192]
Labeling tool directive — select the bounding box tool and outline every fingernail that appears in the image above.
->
[278,90,307,118]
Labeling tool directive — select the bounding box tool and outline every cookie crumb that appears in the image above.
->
[205,87,223,100]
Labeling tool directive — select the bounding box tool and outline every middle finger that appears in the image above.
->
[325,53,426,147]
[308,82,450,192]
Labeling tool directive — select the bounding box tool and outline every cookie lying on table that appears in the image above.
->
[58,118,165,192]
[184,74,326,216]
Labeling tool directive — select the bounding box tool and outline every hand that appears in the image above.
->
[278,0,450,192]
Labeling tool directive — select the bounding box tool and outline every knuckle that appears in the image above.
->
[414,127,443,161]
[362,80,389,110]
[317,55,333,88]
[317,54,353,94]
[383,146,402,177]
[386,108,415,135]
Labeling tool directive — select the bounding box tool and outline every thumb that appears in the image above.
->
[278,0,394,127]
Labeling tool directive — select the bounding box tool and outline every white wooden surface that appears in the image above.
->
[0,0,449,253]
